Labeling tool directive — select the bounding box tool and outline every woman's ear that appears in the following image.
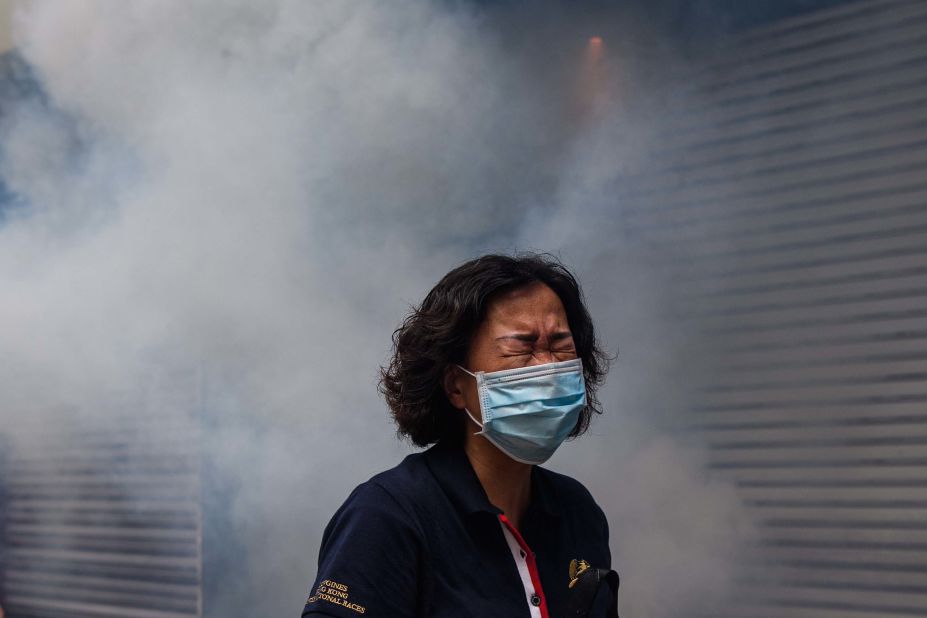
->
[443,365,467,410]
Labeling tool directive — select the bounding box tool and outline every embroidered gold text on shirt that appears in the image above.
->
[308,579,367,614]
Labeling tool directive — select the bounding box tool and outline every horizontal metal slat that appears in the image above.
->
[703,354,927,392]
[690,283,927,329]
[5,570,199,596]
[6,459,199,476]
[681,253,927,302]
[667,203,927,269]
[711,456,927,472]
[697,606,893,618]
[6,547,201,568]
[709,465,927,485]
[6,470,200,483]
[6,534,199,557]
[699,0,920,86]
[632,183,927,257]
[683,269,927,313]
[7,487,199,501]
[710,351,927,379]
[7,497,200,513]
[708,317,927,352]
[3,595,198,618]
[698,296,927,335]
[5,559,200,585]
[10,449,199,465]
[6,509,200,529]
[731,581,927,617]
[734,561,927,589]
[709,444,927,467]
[696,419,927,443]
[735,484,927,504]
[755,526,927,547]
[5,584,198,615]
[694,379,927,410]
[629,172,927,249]
[691,415,927,438]
[667,226,927,285]
[5,523,199,541]
[747,546,927,572]
[639,214,927,285]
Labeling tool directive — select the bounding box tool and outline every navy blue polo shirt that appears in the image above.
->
[301,439,611,618]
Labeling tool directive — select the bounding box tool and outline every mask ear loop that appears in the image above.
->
[456,364,484,431]
[463,407,483,429]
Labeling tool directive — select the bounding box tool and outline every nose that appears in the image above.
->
[530,350,557,365]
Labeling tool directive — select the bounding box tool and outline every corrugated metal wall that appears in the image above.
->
[0,370,203,618]
[622,0,927,615]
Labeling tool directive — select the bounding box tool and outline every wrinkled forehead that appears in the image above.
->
[482,282,570,331]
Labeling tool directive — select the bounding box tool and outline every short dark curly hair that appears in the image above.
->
[378,252,613,447]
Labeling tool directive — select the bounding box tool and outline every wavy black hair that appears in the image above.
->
[379,252,613,447]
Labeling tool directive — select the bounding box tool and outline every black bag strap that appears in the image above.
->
[564,565,620,618]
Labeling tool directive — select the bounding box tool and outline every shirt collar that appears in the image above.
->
[423,439,562,520]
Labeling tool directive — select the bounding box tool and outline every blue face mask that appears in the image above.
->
[456,358,587,465]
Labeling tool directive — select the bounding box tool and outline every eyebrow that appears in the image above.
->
[496,331,573,343]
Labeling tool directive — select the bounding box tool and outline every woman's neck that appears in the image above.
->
[464,434,533,530]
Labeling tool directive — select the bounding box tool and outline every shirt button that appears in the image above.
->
[530,593,541,606]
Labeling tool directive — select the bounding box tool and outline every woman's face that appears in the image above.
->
[444,281,578,420]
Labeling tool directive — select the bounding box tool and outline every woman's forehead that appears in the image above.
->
[484,283,568,325]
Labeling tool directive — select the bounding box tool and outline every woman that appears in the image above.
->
[301,253,615,618]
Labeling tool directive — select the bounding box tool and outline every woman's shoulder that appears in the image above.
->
[537,466,600,505]
[308,456,430,617]
[535,466,609,525]
[330,451,433,525]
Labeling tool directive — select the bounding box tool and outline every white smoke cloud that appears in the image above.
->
[1,1,754,615]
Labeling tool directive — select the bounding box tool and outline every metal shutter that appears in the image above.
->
[0,370,202,618]
[622,1,927,615]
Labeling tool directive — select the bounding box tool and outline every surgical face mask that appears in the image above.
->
[456,358,587,465]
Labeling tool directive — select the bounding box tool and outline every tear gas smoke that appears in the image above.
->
[0,1,754,615]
